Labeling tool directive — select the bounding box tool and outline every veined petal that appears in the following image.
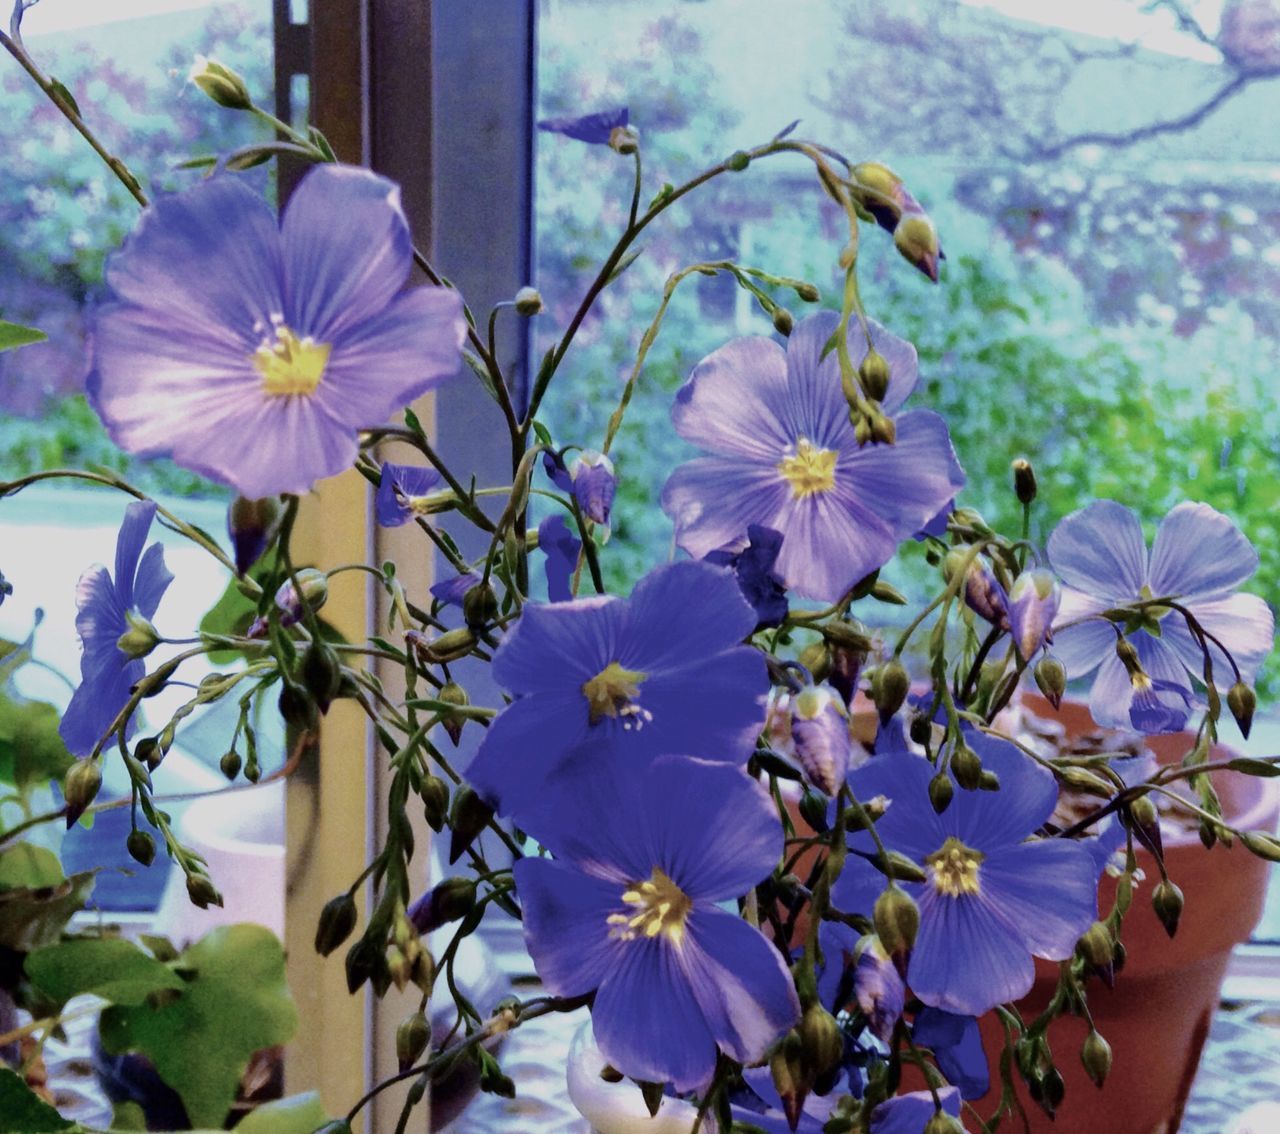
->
[979,841,1097,959]
[913,1008,989,1100]
[773,484,897,602]
[113,500,158,610]
[72,564,127,669]
[778,311,857,449]
[59,658,144,757]
[621,560,757,669]
[672,336,795,460]
[1148,501,1258,600]
[681,907,800,1064]
[281,164,414,339]
[831,849,889,919]
[848,752,946,863]
[131,542,174,624]
[592,938,718,1093]
[662,456,791,561]
[949,733,1060,852]
[1050,588,1114,677]
[513,858,621,997]
[1163,592,1274,685]
[1047,500,1147,601]
[1086,650,1135,731]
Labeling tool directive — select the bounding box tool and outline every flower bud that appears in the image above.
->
[1079,1029,1112,1089]
[437,681,469,746]
[408,877,476,933]
[858,350,891,402]
[220,748,242,780]
[252,569,329,637]
[186,874,223,909]
[1008,569,1061,662]
[850,161,908,232]
[227,495,282,575]
[396,1011,431,1071]
[63,759,102,827]
[1240,830,1280,863]
[189,55,253,110]
[608,124,639,154]
[949,554,1008,628]
[1011,458,1037,504]
[928,770,954,814]
[893,212,941,282]
[873,886,919,974]
[1060,767,1113,798]
[798,1003,843,1078]
[462,582,499,631]
[868,408,896,445]
[791,684,853,796]
[1034,654,1067,709]
[422,775,449,832]
[278,682,317,731]
[513,286,543,316]
[1228,681,1256,739]
[872,659,910,723]
[301,640,343,713]
[795,282,821,303]
[770,306,794,336]
[1032,1065,1065,1118]
[117,611,160,660]
[410,627,478,666]
[769,1031,812,1131]
[134,735,166,771]
[798,789,830,834]
[1077,921,1114,969]
[798,640,832,684]
[924,1114,966,1134]
[448,786,494,864]
[569,450,618,527]
[950,742,982,792]
[1152,878,1184,938]
[127,829,156,867]
[315,893,359,956]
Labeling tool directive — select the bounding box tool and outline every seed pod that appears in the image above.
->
[1077,921,1114,969]
[858,349,891,402]
[219,748,242,781]
[798,1003,843,1078]
[1011,458,1038,504]
[928,770,954,814]
[1152,879,1184,938]
[462,582,499,631]
[396,1011,431,1071]
[64,760,103,828]
[872,659,910,723]
[1081,1028,1112,1088]
[437,681,470,746]
[1227,681,1256,739]
[449,787,494,865]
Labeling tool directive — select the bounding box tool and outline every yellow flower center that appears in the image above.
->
[778,439,838,499]
[581,661,649,727]
[606,868,693,946]
[254,323,331,396]
[926,836,985,897]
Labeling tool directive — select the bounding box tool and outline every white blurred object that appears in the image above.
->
[152,780,286,943]
[1231,1101,1280,1134]
[565,1023,702,1133]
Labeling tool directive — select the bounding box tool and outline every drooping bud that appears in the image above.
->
[396,1011,432,1071]
[858,349,891,402]
[872,659,910,723]
[1077,921,1114,970]
[1081,1029,1112,1088]
[462,582,499,631]
[1152,879,1184,938]
[1008,569,1061,662]
[186,873,223,909]
[798,789,830,834]
[850,160,909,232]
[1011,458,1038,504]
[513,286,544,316]
[127,829,157,867]
[569,450,618,526]
[421,775,449,832]
[278,681,317,731]
[1240,830,1280,863]
[1034,653,1067,709]
[873,886,919,975]
[769,1030,812,1131]
[116,610,160,660]
[227,496,282,575]
[407,877,476,934]
[924,1113,967,1134]
[315,893,359,956]
[950,741,982,792]
[189,55,253,110]
[1227,681,1257,739]
[448,786,494,864]
[407,627,478,666]
[947,552,1008,629]
[64,759,102,827]
[219,747,242,780]
[301,640,343,713]
[893,212,941,282]
[928,770,954,814]
[789,684,854,795]
[436,681,470,746]
[798,1002,844,1078]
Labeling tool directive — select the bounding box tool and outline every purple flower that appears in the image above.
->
[430,571,482,608]
[870,1086,965,1134]
[514,756,799,1092]
[913,1007,989,1100]
[246,568,328,638]
[59,501,174,756]
[464,560,766,820]
[854,937,906,1042]
[536,514,582,603]
[662,312,965,602]
[376,462,443,527]
[1048,501,1274,734]
[569,450,617,526]
[732,1066,837,1133]
[766,684,858,796]
[705,523,789,629]
[86,164,466,499]
[1008,569,1060,662]
[537,106,630,145]
[835,733,1097,1017]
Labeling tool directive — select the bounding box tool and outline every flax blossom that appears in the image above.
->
[514,756,799,1092]
[1048,501,1274,734]
[86,164,466,498]
[662,312,964,602]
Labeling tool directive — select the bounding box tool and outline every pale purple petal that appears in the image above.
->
[112,500,157,609]
[1047,500,1148,600]
[662,457,791,561]
[132,543,174,623]
[1050,588,1114,677]
[1148,501,1259,600]
[772,485,897,602]
[513,858,621,997]
[870,1087,963,1134]
[979,842,1097,958]
[72,565,127,673]
[1161,592,1275,684]
[1087,650,1135,731]
[778,311,857,449]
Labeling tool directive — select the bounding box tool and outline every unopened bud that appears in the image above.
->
[278,682,317,730]
[437,681,470,746]
[228,495,282,575]
[513,286,543,316]
[853,413,872,446]
[772,307,794,336]
[1115,637,1142,676]
[928,770,954,814]
[1033,1066,1065,1118]
[407,877,476,934]
[1077,921,1114,969]
[448,786,494,864]
[1011,458,1037,504]
[569,450,618,527]
[798,640,832,684]
[1240,830,1280,863]
[63,759,102,827]
[186,874,223,910]
[127,829,156,867]
[315,893,359,956]
[924,1114,966,1134]
[798,1003,843,1078]
[220,748,242,781]
[396,1011,431,1071]
[422,775,449,831]
[411,627,477,665]
[1081,1029,1112,1088]
[1227,681,1256,739]
[301,640,342,713]
[769,1031,811,1131]
[795,281,821,303]
[135,736,166,772]
[462,583,499,631]
[950,742,982,792]
[1034,654,1067,709]
[893,212,941,282]
[189,55,253,110]
[873,886,919,973]
[117,611,160,660]
[859,350,891,402]
[1152,879,1184,938]
[798,789,830,834]
[872,659,910,723]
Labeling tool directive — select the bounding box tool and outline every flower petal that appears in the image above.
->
[1047,500,1148,601]
[72,564,127,672]
[949,732,1060,853]
[490,595,627,695]
[59,658,144,756]
[662,456,791,561]
[1086,650,1135,731]
[979,841,1097,959]
[621,560,757,670]
[112,500,158,610]
[1049,588,1114,678]
[1147,501,1258,600]
[1161,592,1275,686]
[131,543,174,624]
[870,1087,962,1134]
[913,1008,989,1100]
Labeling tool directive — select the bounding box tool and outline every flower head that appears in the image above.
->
[912,1007,989,1100]
[465,560,766,820]
[59,501,174,756]
[834,732,1097,1017]
[87,164,466,498]
[569,450,617,526]
[1008,568,1060,662]
[1048,501,1274,734]
[514,755,799,1092]
[538,106,631,147]
[662,312,964,601]
[376,462,444,527]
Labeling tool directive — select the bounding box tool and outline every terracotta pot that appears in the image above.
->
[969,697,1279,1134]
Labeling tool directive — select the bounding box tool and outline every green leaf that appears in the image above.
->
[47,78,81,118]
[109,1101,147,1130]
[234,1092,333,1134]
[0,691,77,793]
[27,938,186,1008]
[0,871,95,951]
[0,320,48,353]
[0,844,65,890]
[531,420,554,447]
[0,1067,76,1131]
[98,925,298,1129]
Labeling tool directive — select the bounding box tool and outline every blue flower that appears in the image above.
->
[465,560,766,819]
[376,462,442,527]
[662,312,965,601]
[87,164,466,499]
[870,1086,965,1134]
[1048,501,1274,734]
[569,450,617,526]
[430,570,482,608]
[514,756,799,1092]
[834,733,1097,1017]
[705,523,789,629]
[536,514,581,603]
[731,1066,838,1132]
[537,106,630,145]
[1008,569,1060,662]
[59,501,174,756]
[913,1007,989,1100]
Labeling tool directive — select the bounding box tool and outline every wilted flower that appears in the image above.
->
[766,683,860,795]
[662,312,964,602]
[87,164,466,498]
[1049,501,1274,734]
[430,570,482,608]
[514,756,799,1092]
[60,501,174,755]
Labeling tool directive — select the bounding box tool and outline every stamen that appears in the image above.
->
[582,661,649,726]
[778,438,838,499]
[926,836,985,897]
[606,868,692,946]
[254,323,331,396]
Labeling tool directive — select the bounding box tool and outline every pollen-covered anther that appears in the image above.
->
[582,661,649,725]
[777,438,838,499]
[254,322,331,396]
[926,836,985,897]
[606,868,692,945]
